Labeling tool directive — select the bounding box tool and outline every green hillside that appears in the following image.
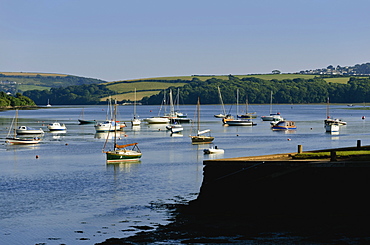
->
[103,74,350,101]
[0,72,106,94]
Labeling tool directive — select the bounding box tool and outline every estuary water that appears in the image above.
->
[1,103,370,244]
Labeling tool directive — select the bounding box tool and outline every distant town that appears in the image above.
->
[299,63,370,76]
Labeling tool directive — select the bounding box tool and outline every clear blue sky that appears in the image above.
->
[1,0,370,81]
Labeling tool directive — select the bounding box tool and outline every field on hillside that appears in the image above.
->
[105,74,352,101]
[101,91,160,101]
[106,81,187,93]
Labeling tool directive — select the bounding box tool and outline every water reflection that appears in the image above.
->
[106,160,141,172]
[5,144,40,151]
[95,131,126,140]
[48,130,67,140]
[170,132,183,137]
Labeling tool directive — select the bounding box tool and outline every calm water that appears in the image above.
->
[1,104,370,244]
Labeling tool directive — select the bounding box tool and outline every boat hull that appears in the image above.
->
[16,129,44,134]
[6,137,41,144]
[47,123,67,131]
[225,120,254,126]
[106,150,142,162]
[78,119,96,124]
[325,124,340,132]
[204,148,224,154]
[144,117,170,124]
[261,115,284,121]
[131,119,141,126]
[191,136,214,144]
[271,121,296,130]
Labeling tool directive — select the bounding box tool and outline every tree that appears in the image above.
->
[272,70,281,74]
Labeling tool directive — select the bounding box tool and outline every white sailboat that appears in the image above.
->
[214,86,227,118]
[237,95,257,119]
[5,110,42,144]
[190,98,214,144]
[223,89,255,126]
[95,98,125,132]
[131,88,141,126]
[261,91,284,121]
[144,91,170,124]
[324,97,341,132]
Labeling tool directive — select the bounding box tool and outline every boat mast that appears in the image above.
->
[113,102,117,150]
[218,86,226,115]
[236,89,239,116]
[326,97,330,119]
[134,88,137,119]
[269,91,273,115]
[169,89,174,115]
[197,97,200,132]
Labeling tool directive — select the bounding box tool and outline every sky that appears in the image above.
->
[1,0,370,82]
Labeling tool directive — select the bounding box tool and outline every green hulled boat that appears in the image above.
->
[102,103,142,163]
[104,143,142,162]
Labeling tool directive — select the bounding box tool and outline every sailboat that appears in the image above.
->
[5,110,42,144]
[261,91,284,121]
[324,97,343,132]
[103,104,142,162]
[143,91,170,124]
[95,98,125,132]
[170,88,191,123]
[131,88,141,126]
[237,95,257,119]
[78,108,96,124]
[190,98,214,144]
[223,89,255,126]
[46,99,51,107]
[214,86,228,118]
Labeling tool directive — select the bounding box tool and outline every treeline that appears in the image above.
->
[0,92,36,107]
[141,76,370,104]
[353,63,370,74]
[23,84,116,105]
[21,76,370,105]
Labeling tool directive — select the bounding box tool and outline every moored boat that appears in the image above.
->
[261,91,283,121]
[131,88,142,126]
[271,120,296,130]
[78,119,96,124]
[16,126,44,134]
[190,98,214,144]
[223,89,256,126]
[94,120,123,132]
[166,124,183,133]
[47,122,67,131]
[225,119,255,126]
[104,143,142,162]
[5,110,42,144]
[325,121,340,132]
[214,86,227,118]
[204,146,224,154]
[103,104,142,162]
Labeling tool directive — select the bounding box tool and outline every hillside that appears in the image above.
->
[103,74,350,101]
[0,72,106,94]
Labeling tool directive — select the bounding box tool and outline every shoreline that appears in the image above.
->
[97,142,370,244]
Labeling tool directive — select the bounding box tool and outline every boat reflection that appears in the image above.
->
[170,132,183,137]
[106,160,141,172]
[95,131,125,140]
[5,144,40,151]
